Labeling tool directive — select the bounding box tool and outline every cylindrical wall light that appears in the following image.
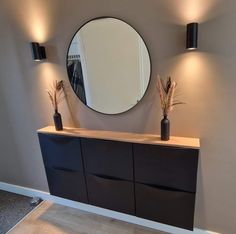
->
[186,23,198,50]
[31,42,46,61]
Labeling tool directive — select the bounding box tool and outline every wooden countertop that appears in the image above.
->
[37,126,200,149]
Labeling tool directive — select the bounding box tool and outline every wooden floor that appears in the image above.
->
[9,201,168,234]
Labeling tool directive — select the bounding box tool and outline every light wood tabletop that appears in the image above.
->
[38,126,200,149]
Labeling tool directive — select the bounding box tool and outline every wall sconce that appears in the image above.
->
[31,42,46,61]
[186,23,198,50]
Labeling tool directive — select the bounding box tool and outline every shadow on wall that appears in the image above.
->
[199,17,236,58]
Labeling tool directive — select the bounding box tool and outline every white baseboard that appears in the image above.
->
[0,181,220,234]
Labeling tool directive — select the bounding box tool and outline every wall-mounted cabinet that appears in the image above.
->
[133,144,199,193]
[38,133,88,203]
[86,173,135,215]
[38,126,200,230]
[81,138,133,181]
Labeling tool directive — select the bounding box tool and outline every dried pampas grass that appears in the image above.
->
[47,80,64,112]
[156,75,185,116]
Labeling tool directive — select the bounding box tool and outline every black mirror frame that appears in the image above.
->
[66,16,152,115]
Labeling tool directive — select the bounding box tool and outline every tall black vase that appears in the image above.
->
[161,115,170,141]
[53,111,63,131]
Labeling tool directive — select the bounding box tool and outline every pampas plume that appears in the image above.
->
[46,80,64,112]
[156,75,185,116]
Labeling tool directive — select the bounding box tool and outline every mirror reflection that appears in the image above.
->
[67,17,151,114]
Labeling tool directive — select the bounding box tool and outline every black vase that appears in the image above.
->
[53,111,63,131]
[161,115,170,141]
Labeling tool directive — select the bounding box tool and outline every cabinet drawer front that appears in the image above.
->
[38,134,83,171]
[82,138,133,180]
[45,167,88,203]
[135,183,195,230]
[134,144,199,192]
[86,174,135,215]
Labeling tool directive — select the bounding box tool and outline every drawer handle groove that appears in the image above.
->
[52,167,77,173]
[49,136,75,144]
[140,182,195,193]
[91,174,127,182]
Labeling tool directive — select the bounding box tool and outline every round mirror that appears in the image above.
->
[67,17,151,114]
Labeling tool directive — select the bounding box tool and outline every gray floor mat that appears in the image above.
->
[0,189,40,234]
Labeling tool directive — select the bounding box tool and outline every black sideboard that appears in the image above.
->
[38,126,200,231]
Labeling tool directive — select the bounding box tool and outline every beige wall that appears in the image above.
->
[0,0,235,233]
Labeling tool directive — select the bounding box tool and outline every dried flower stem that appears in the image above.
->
[47,80,64,112]
[156,75,184,116]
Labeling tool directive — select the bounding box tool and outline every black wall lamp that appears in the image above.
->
[31,42,46,61]
[186,22,198,50]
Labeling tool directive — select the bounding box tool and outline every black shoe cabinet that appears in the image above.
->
[38,126,200,230]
